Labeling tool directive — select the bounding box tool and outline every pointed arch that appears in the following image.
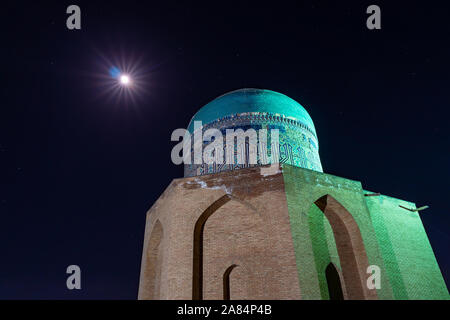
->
[202,196,279,299]
[223,264,238,300]
[192,194,232,300]
[325,263,344,300]
[314,194,377,300]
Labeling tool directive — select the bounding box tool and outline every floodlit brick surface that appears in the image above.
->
[139,165,301,299]
[282,165,391,299]
[138,164,449,300]
[365,193,449,299]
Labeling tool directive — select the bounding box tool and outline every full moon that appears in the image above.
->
[120,74,130,85]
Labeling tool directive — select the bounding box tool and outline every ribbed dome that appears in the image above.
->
[187,88,316,136]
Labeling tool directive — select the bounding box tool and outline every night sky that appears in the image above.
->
[1,1,449,299]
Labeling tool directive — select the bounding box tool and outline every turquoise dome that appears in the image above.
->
[187,88,317,136]
[184,88,322,177]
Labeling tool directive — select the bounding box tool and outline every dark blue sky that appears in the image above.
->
[1,1,449,299]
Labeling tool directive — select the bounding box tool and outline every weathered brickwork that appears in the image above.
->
[138,166,301,300]
[138,164,448,300]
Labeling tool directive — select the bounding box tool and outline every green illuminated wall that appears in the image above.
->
[365,193,449,299]
[308,204,341,299]
[282,164,449,300]
[184,87,448,299]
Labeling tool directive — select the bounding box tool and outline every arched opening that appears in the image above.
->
[308,203,343,299]
[192,194,232,300]
[142,220,163,300]
[314,194,376,300]
[223,264,238,300]
[325,263,344,300]
[202,197,274,299]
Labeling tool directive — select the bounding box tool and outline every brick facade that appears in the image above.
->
[138,164,449,300]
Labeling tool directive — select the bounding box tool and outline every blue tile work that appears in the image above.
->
[184,112,322,177]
